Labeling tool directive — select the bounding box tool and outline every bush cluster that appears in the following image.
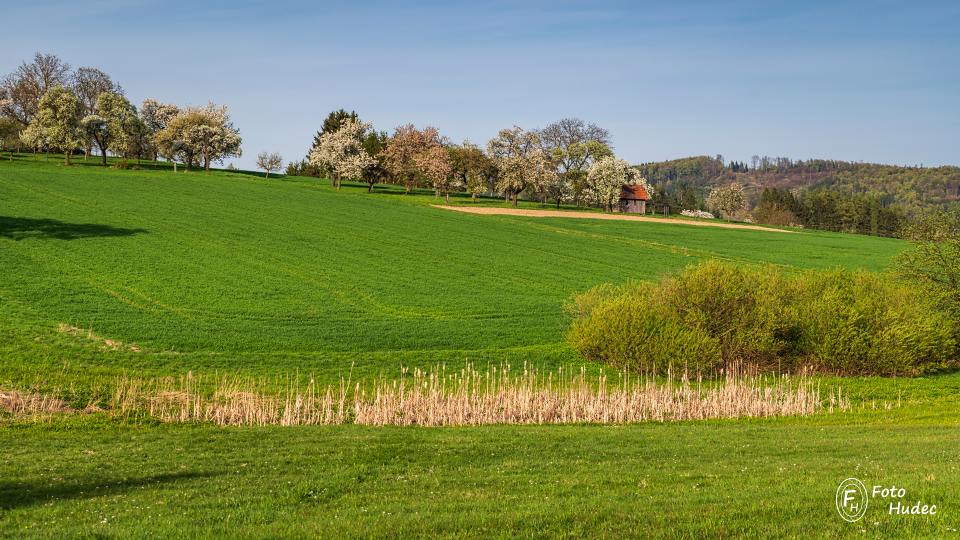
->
[567,261,958,376]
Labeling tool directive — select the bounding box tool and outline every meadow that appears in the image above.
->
[2,155,957,537]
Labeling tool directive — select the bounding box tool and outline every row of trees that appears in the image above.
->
[754,187,905,237]
[1,52,241,169]
[289,110,651,209]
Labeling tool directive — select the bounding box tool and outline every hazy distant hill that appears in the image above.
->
[637,155,960,211]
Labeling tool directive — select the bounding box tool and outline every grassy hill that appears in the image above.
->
[0,155,904,388]
[2,156,958,538]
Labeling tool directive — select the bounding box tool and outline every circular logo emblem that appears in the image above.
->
[836,478,869,522]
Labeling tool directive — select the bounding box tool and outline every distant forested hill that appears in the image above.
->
[636,155,960,236]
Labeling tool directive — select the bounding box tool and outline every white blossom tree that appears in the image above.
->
[308,118,375,189]
[20,85,84,165]
[139,98,180,160]
[81,91,139,165]
[153,102,242,172]
[586,156,650,211]
[706,183,747,219]
[257,151,284,178]
[487,126,556,207]
[72,67,121,157]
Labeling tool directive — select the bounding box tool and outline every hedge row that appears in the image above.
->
[567,261,958,376]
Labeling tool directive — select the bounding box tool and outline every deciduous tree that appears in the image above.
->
[72,67,121,157]
[82,91,138,165]
[706,183,747,219]
[538,118,612,206]
[139,99,180,160]
[449,142,496,201]
[154,102,242,172]
[381,125,445,194]
[0,117,22,160]
[308,119,376,189]
[586,156,649,211]
[487,126,555,207]
[416,145,455,202]
[257,151,284,178]
[20,85,84,165]
[1,53,72,125]
[895,209,960,315]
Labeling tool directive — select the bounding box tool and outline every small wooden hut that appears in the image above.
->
[618,184,650,214]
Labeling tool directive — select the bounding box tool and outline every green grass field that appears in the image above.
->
[2,155,957,537]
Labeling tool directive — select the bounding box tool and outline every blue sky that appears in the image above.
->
[3,0,958,169]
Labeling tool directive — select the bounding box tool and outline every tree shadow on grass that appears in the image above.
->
[0,216,148,241]
[0,471,218,510]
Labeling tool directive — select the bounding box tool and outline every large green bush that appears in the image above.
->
[567,261,958,376]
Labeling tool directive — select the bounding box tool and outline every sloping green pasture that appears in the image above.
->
[0,155,903,389]
[5,156,958,538]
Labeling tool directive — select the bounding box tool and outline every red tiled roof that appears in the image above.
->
[620,184,650,201]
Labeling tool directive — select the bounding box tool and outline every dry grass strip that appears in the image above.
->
[353,365,839,426]
[4,366,846,426]
[0,389,71,416]
[434,205,795,233]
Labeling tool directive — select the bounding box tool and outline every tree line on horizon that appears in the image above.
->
[0,52,241,170]
[286,110,648,210]
[4,53,957,238]
[638,155,960,237]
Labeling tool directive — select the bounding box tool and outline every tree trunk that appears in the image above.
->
[368,183,374,193]
[64,150,71,166]
[445,192,450,203]
[173,161,178,173]
[101,148,108,166]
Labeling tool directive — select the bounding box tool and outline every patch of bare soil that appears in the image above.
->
[434,205,795,233]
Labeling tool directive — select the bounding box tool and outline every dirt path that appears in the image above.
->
[433,205,794,233]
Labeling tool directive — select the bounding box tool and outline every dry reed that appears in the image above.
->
[0,388,71,416]
[353,364,844,426]
[5,365,847,426]
[110,373,348,426]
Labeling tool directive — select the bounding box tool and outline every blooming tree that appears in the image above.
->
[381,125,446,194]
[449,141,496,201]
[82,91,140,165]
[153,102,242,171]
[20,85,84,165]
[139,98,180,160]
[72,67,121,157]
[706,183,747,219]
[0,117,21,159]
[415,144,455,201]
[308,118,376,189]
[538,118,612,206]
[586,156,649,211]
[257,151,284,178]
[487,126,556,207]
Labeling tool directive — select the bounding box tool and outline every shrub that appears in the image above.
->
[567,261,958,376]
[568,285,722,373]
[795,270,957,374]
